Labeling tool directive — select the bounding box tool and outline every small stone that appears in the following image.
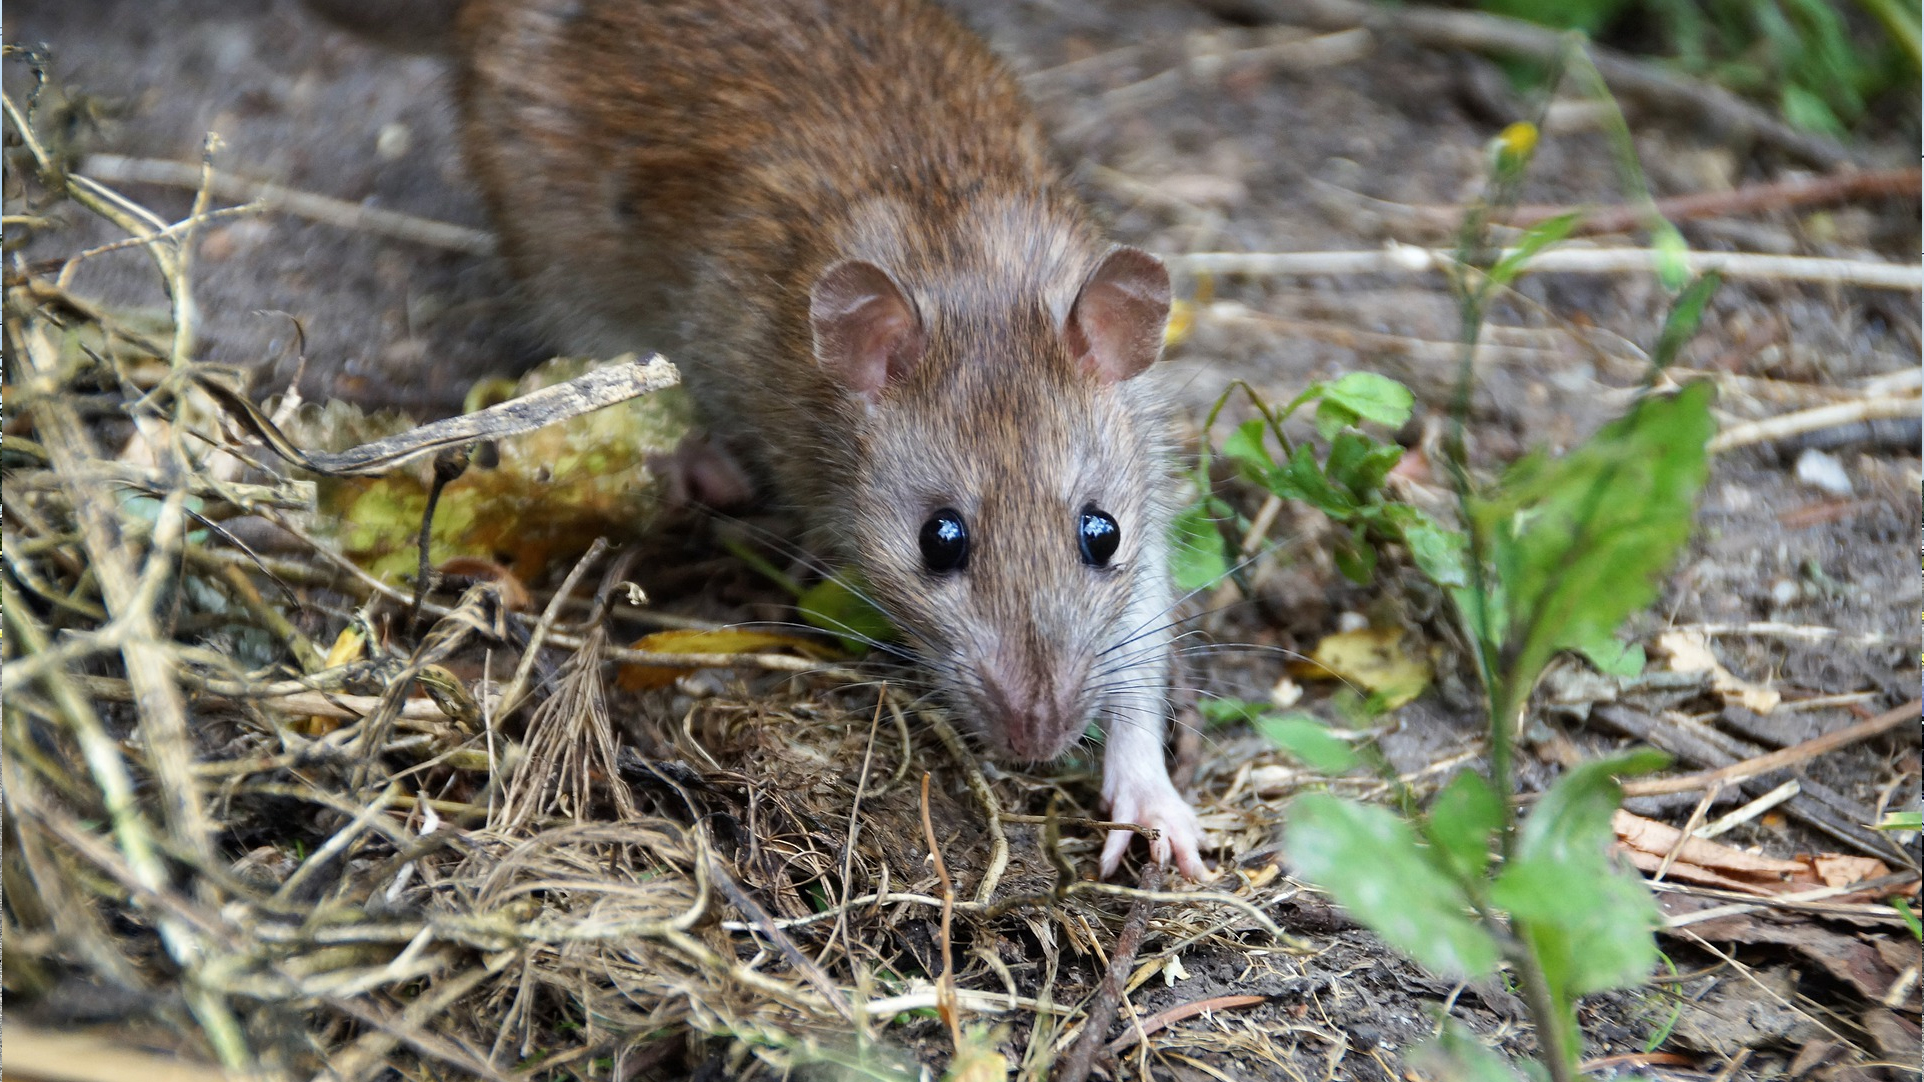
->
[1771,579,1801,605]
[1794,448,1852,496]
[375,122,413,161]
[1269,675,1302,708]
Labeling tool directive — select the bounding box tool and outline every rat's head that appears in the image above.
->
[808,246,1174,762]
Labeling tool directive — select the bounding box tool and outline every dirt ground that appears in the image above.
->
[5,1,1920,1080]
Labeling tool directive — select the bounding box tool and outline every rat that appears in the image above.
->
[310,0,1206,878]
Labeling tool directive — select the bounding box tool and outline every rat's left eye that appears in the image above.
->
[1078,505,1120,567]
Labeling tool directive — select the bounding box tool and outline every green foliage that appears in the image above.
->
[1474,0,1918,135]
[1192,372,1462,588]
[1651,273,1725,374]
[1169,31,1736,1076]
[1201,698,1362,773]
[1257,713,1363,774]
[1893,897,1922,942]
[1289,753,1669,1079]
[1467,381,1716,694]
[798,575,895,653]
[1285,793,1503,978]
[1875,810,1922,831]
[1490,751,1670,1054]
[1272,60,1724,1082]
[1641,955,1688,1051]
[1169,499,1233,592]
[1489,212,1582,289]
[1425,770,1504,882]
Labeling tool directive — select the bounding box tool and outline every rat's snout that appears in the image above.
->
[977,662,1083,763]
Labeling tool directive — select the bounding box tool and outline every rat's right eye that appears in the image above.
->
[919,509,970,573]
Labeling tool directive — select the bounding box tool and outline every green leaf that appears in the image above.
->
[798,576,895,653]
[1571,627,1646,677]
[1170,502,1231,592]
[1334,528,1378,584]
[1651,222,1692,292]
[1326,430,1405,502]
[1315,399,1360,441]
[1320,372,1416,429]
[1271,444,1357,518]
[1877,811,1924,832]
[1492,749,1670,999]
[1892,898,1922,943]
[1781,82,1846,137]
[1197,697,1265,728]
[1489,212,1581,288]
[1514,749,1669,868]
[1470,381,1716,695]
[1398,513,1472,589]
[1650,271,1723,373]
[1255,713,1360,774]
[1426,771,1502,883]
[1285,794,1501,978]
[1221,417,1274,480]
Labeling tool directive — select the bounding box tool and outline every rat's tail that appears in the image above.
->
[302,0,463,55]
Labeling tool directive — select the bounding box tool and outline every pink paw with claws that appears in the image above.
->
[1101,772,1209,880]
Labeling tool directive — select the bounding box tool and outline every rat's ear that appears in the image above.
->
[811,260,925,400]
[1063,246,1171,385]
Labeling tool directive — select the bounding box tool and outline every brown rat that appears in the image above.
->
[330,0,1204,877]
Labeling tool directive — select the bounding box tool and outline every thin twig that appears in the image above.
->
[924,709,1010,904]
[1504,167,1922,235]
[82,152,496,255]
[920,771,964,1049]
[1057,862,1163,1082]
[1623,700,1920,798]
[1169,246,1923,291]
[1707,396,1922,453]
[1104,993,1271,1054]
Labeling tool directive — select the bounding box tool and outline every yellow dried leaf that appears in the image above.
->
[1294,626,1431,709]
[295,355,694,582]
[942,1025,1009,1082]
[1163,297,1196,348]
[1656,629,1780,713]
[321,625,368,668]
[305,626,371,735]
[616,628,828,691]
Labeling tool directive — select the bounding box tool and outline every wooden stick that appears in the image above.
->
[1056,862,1163,1082]
[1624,700,1920,798]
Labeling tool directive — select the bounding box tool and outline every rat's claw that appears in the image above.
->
[1101,781,1210,880]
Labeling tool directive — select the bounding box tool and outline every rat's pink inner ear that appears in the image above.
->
[810,260,925,399]
[1063,246,1171,385]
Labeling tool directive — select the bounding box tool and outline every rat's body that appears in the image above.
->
[323,0,1204,876]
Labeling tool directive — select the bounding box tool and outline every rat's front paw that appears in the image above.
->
[1101,776,1208,881]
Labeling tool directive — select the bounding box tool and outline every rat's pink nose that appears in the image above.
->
[979,671,1076,762]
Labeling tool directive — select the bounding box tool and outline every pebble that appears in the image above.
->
[1793,448,1852,496]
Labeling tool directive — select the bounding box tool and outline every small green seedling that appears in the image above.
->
[1276,50,1722,1082]
[1180,371,1468,592]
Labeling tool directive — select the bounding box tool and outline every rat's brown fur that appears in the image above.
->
[454,0,1107,521]
[366,0,1205,875]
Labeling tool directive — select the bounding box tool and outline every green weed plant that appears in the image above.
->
[1181,50,1727,1082]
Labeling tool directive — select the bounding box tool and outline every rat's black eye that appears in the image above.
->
[919,508,969,573]
[1078,505,1120,567]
